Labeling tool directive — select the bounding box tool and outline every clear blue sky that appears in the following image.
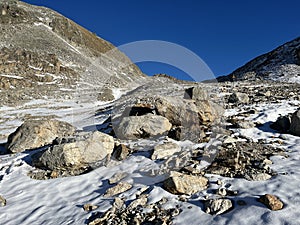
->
[23,0,300,80]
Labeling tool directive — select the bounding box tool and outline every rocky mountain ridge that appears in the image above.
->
[218,36,300,83]
[0,0,145,106]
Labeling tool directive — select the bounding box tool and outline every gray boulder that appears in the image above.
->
[228,92,249,104]
[115,114,172,140]
[6,119,75,153]
[290,109,300,136]
[185,86,208,101]
[155,96,221,126]
[33,131,114,172]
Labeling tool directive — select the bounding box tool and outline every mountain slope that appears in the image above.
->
[218,37,300,83]
[0,0,145,105]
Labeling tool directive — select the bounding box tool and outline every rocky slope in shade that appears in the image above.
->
[217,36,300,83]
[0,0,145,105]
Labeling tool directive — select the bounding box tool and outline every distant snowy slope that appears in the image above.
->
[218,37,300,83]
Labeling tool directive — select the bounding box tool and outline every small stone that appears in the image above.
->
[249,173,272,181]
[0,195,6,207]
[113,197,125,210]
[205,198,233,215]
[83,204,98,211]
[128,195,148,209]
[163,171,208,195]
[263,159,273,165]
[109,172,128,184]
[104,182,132,197]
[264,91,271,97]
[258,194,284,211]
[216,180,223,186]
[217,188,227,196]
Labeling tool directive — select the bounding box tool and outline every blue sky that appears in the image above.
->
[23,0,300,80]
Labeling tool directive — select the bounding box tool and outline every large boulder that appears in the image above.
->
[154,96,220,126]
[6,119,75,153]
[32,131,114,172]
[163,171,208,195]
[184,86,208,101]
[115,114,172,140]
[290,109,300,136]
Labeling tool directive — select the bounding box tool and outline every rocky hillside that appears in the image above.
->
[0,0,145,105]
[218,37,300,83]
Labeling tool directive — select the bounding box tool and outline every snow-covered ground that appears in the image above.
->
[0,85,299,225]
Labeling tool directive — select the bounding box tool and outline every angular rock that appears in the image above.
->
[271,115,291,133]
[83,204,98,212]
[258,194,284,210]
[163,171,208,195]
[128,195,148,210]
[185,86,208,101]
[115,114,172,140]
[32,131,114,172]
[6,119,75,153]
[290,109,300,136]
[151,142,181,160]
[109,172,128,184]
[205,198,233,215]
[249,173,272,181]
[0,195,6,207]
[104,182,132,197]
[194,100,222,124]
[228,92,249,104]
[113,144,130,161]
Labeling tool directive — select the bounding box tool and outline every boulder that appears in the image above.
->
[205,198,233,215]
[32,131,114,172]
[115,114,172,140]
[184,86,208,101]
[154,96,187,126]
[155,96,221,127]
[151,142,181,160]
[6,119,75,153]
[258,194,284,211]
[270,115,291,133]
[228,92,249,104]
[113,144,130,161]
[163,171,208,195]
[290,109,300,136]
